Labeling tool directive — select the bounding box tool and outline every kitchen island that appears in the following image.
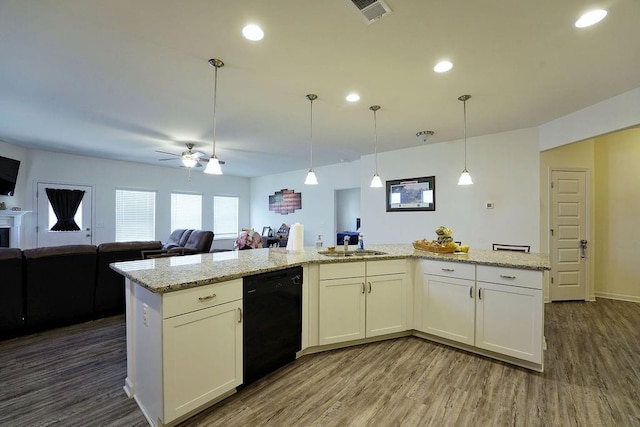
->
[112,245,549,427]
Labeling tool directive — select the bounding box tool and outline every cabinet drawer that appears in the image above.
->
[366,259,406,276]
[477,265,542,290]
[420,259,475,280]
[163,279,242,318]
[320,262,365,280]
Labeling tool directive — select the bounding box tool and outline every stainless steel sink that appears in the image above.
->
[318,250,387,258]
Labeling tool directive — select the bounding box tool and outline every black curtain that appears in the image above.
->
[46,188,85,231]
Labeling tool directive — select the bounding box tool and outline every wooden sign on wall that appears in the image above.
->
[268,189,302,215]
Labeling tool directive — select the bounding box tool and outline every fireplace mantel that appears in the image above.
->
[0,211,31,248]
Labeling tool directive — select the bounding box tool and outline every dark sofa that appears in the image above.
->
[95,240,162,317]
[0,248,24,337]
[1,240,161,339]
[23,245,98,330]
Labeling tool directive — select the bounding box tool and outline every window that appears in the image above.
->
[214,196,239,239]
[115,189,156,242]
[171,193,202,230]
[48,202,82,230]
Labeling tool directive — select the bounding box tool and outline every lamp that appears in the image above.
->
[304,94,318,185]
[181,156,198,168]
[457,94,473,186]
[370,105,383,188]
[204,58,224,175]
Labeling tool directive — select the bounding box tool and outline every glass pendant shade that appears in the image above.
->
[370,105,383,189]
[204,156,223,175]
[304,94,318,185]
[204,58,224,175]
[181,157,198,168]
[305,169,318,185]
[370,173,383,188]
[457,94,473,186]
[458,169,473,185]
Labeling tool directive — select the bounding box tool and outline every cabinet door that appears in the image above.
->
[319,277,366,345]
[366,273,406,338]
[422,274,475,345]
[163,300,242,423]
[476,282,543,364]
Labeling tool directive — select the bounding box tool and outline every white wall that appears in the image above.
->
[250,161,361,246]
[11,148,250,249]
[251,127,540,251]
[361,127,540,250]
[539,88,640,151]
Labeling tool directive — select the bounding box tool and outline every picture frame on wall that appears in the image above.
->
[386,176,436,212]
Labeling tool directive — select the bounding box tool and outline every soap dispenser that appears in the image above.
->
[316,234,323,249]
[358,233,364,250]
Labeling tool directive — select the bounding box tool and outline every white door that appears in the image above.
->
[475,282,543,364]
[550,170,588,301]
[36,182,93,247]
[366,273,406,338]
[319,277,366,345]
[422,274,476,345]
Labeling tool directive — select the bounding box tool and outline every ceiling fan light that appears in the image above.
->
[370,174,383,188]
[304,169,318,185]
[181,157,198,168]
[458,170,473,186]
[575,9,607,28]
[204,156,223,175]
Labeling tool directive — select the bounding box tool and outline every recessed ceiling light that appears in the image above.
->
[434,61,453,73]
[346,93,360,102]
[575,9,607,28]
[242,24,264,41]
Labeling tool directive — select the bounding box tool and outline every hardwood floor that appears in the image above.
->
[1,299,639,426]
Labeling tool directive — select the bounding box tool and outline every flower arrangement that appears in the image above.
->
[234,229,263,250]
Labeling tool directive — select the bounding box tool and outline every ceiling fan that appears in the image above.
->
[156,143,225,168]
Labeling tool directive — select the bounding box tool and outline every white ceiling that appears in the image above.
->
[1,0,639,178]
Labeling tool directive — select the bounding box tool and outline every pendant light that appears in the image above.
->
[370,105,383,188]
[204,58,224,175]
[457,94,473,186]
[304,94,318,185]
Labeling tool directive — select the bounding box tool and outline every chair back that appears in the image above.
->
[163,229,189,250]
[182,230,214,253]
[492,243,531,253]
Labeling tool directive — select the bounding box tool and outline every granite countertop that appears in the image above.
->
[111,244,550,294]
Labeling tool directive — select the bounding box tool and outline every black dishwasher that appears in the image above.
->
[242,266,302,386]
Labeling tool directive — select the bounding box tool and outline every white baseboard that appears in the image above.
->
[595,292,640,303]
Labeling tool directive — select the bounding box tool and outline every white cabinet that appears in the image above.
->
[319,260,407,345]
[131,279,243,426]
[163,299,242,422]
[476,266,543,364]
[421,260,476,345]
[419,260,543,365]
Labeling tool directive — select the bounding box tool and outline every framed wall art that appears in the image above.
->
[386,176,436,212]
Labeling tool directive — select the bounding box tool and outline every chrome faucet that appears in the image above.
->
[343,235,350,252]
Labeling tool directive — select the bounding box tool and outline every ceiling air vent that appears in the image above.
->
[349,0,392,24]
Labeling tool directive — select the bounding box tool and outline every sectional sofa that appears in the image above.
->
[0,241,161,340]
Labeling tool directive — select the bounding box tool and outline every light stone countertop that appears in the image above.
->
[111,244,550,294]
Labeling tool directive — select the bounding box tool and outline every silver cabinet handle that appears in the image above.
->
[368,281,372,293]
[499,275,516,279]
[362,282,365,294]
[237,307,242,323]
[442,268,455,272]
[469,286,473,298]
[198,293,217,302]
[478,288,483,300]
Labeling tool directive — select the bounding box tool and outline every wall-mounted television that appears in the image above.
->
[0,155,21,196]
